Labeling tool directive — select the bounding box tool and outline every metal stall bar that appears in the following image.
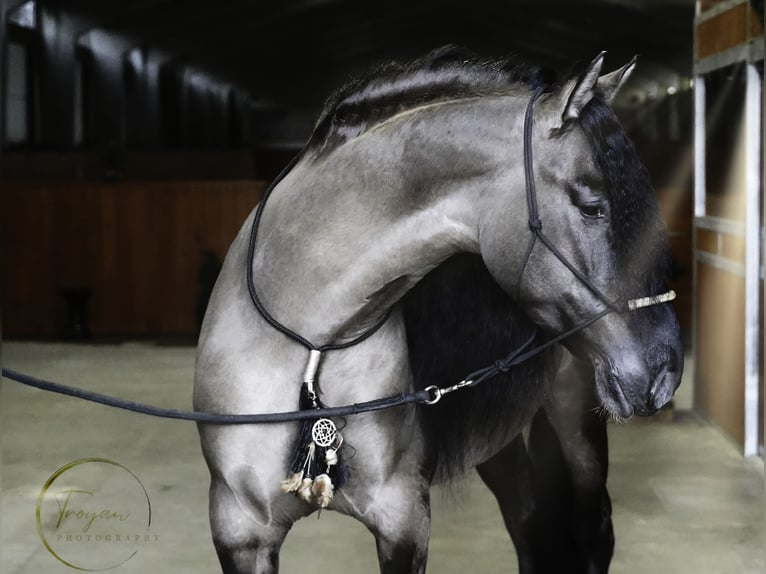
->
[694,75,706,219]
[744,62,762,457]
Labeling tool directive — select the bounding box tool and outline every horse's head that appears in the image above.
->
[481,53,682,418]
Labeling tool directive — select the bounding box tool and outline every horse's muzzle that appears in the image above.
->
[597,344,683,418]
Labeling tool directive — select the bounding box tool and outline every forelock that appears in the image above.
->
[578,94,670,290]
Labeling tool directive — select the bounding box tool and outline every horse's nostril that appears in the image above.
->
[646,344,677,375]
[648,366,676,411]
[668,354,678,373]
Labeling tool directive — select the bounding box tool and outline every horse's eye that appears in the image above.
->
[580,204,605,219]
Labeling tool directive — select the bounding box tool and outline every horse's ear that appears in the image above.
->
[556,51,606,125]
[597,55,638,104]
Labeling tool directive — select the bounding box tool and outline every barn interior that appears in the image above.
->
[1,0,763,572]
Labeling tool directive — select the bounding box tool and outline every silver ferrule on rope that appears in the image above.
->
[303,349,323,399]
[626,289,676,311]
[423,378,474,405]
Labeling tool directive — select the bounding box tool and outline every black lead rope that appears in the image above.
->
[0,301,609,422]
[0,305,602,423]
[0,367,430,423]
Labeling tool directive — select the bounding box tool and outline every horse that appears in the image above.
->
[194,47,683,574]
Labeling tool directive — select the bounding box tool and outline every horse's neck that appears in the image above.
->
[250,98,526,347]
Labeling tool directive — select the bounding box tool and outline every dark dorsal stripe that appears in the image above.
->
[307,46,553,157]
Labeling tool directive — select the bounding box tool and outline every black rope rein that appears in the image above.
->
[1,367,430,424]
[0,304,605,424]
[0,325,557,424]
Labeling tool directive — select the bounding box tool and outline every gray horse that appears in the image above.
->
[194,49,682,573]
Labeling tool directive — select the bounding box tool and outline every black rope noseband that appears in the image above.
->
[2,87,675,421]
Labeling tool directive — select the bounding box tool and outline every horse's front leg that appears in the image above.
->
[354,478,431,574]
[199,423,311,574]
[476,435,543,574]
[333,416,432,574]
[208,476,292,574]
[542,354,614,574]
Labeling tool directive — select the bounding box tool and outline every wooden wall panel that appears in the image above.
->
[2,181,265,337]
[651,181,694,338]
[696,3,750,59]
[694,227,747,262]
[695,262,746,445]
[696,2,763,60]
[720,233,746,262]
[696,227,718,254]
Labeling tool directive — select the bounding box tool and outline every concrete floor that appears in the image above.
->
[1,341,763,573]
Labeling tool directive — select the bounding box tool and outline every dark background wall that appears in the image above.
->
[1,0,696,339]
[1,0,301,159]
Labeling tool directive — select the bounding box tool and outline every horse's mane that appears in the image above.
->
[402,254,553,479]
[578,95,671,294]
[307,45,554,158]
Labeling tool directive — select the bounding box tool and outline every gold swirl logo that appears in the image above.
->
[36,458,156,571]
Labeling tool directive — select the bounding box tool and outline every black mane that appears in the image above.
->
[402,254,553,479]
[308,45,554,158]
[578,94,670,294]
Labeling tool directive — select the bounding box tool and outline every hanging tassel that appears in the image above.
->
[311,473,334,509]
[281,471,303,494]
[280,388,347,505]
[280,351,348,509]
[280,385,320,493]
[297,476,315,504]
